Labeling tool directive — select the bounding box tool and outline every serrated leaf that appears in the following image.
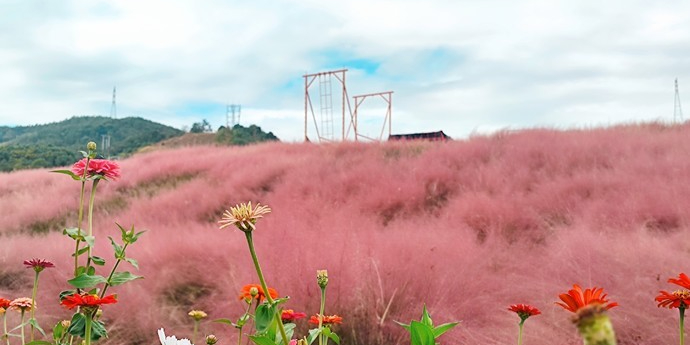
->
[68,273,107,289]
[248,335,275,345]
[108,271,143,286]
[410,321,435,345]
[432,322,460,338]
[254,303,275,333]
[51,169,81,181]
[125,257,139,269]
[91,256,106,266]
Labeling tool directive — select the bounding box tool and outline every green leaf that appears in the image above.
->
[67,273,107,289]
[125,257,139,269]
[254,303,275,333]
[248,335,275,345]
[91,256,106,266]
[131,230,147,243]
[53,319,66,341]
[87,266,96,276]
[432,322,460,338]
[59,290,77,300]
[90,320,107,340]
[212,318,235,326]
[71,247,89,257]
[307,328,321,345]
[51,169,81,180]
[28,318,47,337]
[84,236,95,248]
[63,228,84,240]
[107,271,143,286]
[395,320,411,331]
[67,313,86,338]
[326,331,340,345]
[410,321,435,345]
[283,323,296,341]
[109,237,124,258]
[420,305,433,327]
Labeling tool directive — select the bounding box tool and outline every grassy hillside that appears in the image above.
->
[0,116,183,171]
[1,122,689,345]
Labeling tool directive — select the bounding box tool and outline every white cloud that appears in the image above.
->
[1,0,689,141]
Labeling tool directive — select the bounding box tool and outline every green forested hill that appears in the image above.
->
[0,116,183,171]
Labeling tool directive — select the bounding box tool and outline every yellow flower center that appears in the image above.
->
[673,290,690,299]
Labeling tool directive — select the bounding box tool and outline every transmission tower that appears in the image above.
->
[226,104,241,128]
[110,86,117,119]
[674,78,683,123]
[101,134,111,158]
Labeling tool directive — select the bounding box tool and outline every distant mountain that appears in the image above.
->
[0,116,183,171]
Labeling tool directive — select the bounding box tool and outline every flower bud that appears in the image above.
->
[317,270,328,289]
[297,337,309,345]
[575,304,617,345]
[60,320,71,328]
[249,287,259,297]
[206,334,218,345]
[95,309,103,319]
[87,142,97,151]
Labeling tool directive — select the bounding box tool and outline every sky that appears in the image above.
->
[1,0,689,142]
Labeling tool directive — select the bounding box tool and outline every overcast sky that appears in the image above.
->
[1,0,689,141]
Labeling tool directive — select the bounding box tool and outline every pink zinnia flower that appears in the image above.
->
[9,297,35,312]
[71,158,121,180]
[23,258,55,273]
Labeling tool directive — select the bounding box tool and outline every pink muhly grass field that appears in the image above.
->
[1,122,690,345]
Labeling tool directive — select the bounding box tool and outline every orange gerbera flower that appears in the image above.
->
[238,284,278,303]
[60,293,117,310]
[309,314,343,325]
[555,284,618,313]
[508,304,541,321]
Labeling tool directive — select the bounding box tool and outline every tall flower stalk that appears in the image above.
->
[219,202,289,345]
[24,259,54,341]
[317,270,328,345]
[0,299,10,345]
[508,304,540,345]
[188,310,208,345]
[656,273,690,345]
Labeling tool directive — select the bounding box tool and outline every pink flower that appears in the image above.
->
[9,297,35,312]
[71,158,121,180]
[23,258,55,273]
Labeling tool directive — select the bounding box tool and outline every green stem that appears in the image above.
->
[30,271,40,341]
[19,310,25,345]
[244,232,289,345]
[74,178,87,277]
[681,306,685,345]
[238,301,253,345]
[3,312,8,345]
[84,314,93,345]
[99,242,128,299]
[193,320,199,345]
[85,179,100,269]
[517,320,524,345]
[318,287,326,345]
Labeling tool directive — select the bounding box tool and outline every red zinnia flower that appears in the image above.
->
[0,298,10,312]
[60,293,117,310]
[668,273,690,290]
[23,258,55,273]
[508,304,541,320]
[656,290,690,309]
[238,284,278,303]
[281,309,307,322]
[309,314,343,325]
[71,158,121,180]
[555,284,618,313]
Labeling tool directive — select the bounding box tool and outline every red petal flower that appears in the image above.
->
[23,258,55,272]
[656,290,690,309]
[668,273,690,290]
[309,314,343,325]
[0,298,11,310]
[60,293,117,310]
[555,284,618,313]
[508,304,541,320]
[238,284,278,303]
[281,309,307,322]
